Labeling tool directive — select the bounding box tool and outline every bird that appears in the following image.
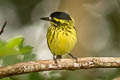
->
[40,11,77,64]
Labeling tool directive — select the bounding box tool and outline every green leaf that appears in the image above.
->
[6,36,24,49]
[0,36,33,56]
[19,46,33,54]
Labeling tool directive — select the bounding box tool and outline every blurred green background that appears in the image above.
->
[0,0,120,80]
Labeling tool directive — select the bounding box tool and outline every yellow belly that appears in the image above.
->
[47,28,77,55]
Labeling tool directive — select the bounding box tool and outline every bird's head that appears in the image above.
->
[40,12,74,26]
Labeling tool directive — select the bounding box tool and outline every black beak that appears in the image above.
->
[40,17,51,21]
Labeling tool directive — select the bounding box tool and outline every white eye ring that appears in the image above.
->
[49,17,51,20]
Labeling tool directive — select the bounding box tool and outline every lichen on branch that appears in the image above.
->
[0,57,120,78]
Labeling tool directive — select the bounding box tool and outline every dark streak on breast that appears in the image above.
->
[65,27,73,34]
[50,31,55,44]
[65,32,68,36]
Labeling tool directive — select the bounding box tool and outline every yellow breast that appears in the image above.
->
[47,26,77,55]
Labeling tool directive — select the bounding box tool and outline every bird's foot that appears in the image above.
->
[68,53,78,63]
[53,55,58,65]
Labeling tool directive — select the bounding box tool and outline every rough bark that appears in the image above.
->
[0,57,120,78]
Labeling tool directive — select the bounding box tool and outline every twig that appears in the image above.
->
[0,57,120,78]
[0,21,7,35]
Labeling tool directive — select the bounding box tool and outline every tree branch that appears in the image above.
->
[1,57,120,78]
[0,21,7,35]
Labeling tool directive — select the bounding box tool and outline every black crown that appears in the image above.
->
[50,12,71,20]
